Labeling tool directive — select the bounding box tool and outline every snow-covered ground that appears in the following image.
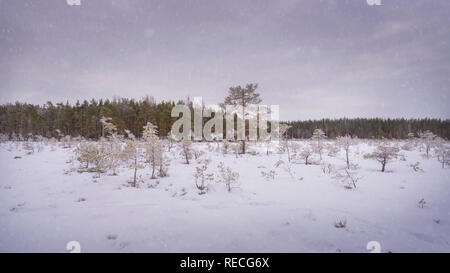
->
[0,140,449,252]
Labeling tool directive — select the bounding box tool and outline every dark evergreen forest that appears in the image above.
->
[1,98,448,140]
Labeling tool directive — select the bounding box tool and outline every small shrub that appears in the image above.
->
[334,219,347,228]
[418,198,426,208]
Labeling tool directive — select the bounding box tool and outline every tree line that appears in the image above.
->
[0,97,178,139]
[0,97,449,140]
[285,118,450,139]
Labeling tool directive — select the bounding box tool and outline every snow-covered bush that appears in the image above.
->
[74,118,123,176]
[22,139,34,155]
[206,143,215,152]
[193,148,205,160]
[105,137,123,176]
[166,133,176,152]
[180,140,193,164]
[293,144,314,165]
[290,142,301,154]
[194,159,214,195]
[230,142,242,158]
[143,122,164,179]
[91,140,109,174]
[49,137,58,151]
[99,117,122,173]
[321,163,335,174]
[261,169,276,180]
[122,131,145,187]
[157,152,171,177]
[401,135,417,151]
[0,133,9,142]
[334,219,347,228]
[222,139,230,154]
[74,141,99,170]
[408,162,423,172]
[34,136,46,152]
[418,198,426,208]
[333,168,362,189]
[274,159,297,180]
[434,139,449,168]
[311,129,326,160]
[336,135,357,169]
[100,116,116,137]
[279,124,292,160]
[364,144,400,172]
[326,142,339,157]
[61,135,72,149]
[419,130,437,159]
[216,161,240,192]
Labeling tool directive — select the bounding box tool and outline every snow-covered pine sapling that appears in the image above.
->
[336,135,356,169]
[122,130,144,187]
[154,132,170,177]
[274,159,284,168]
[49,137,57,151]
[434,138,449,168]
[334,219,347,228]
[437,149,449,169]
[0,133,8,143]
[74,141,98,171]
[101,118,122,175]
[364,144,400,172]
[326,142,340,157]
[418,198,426,208]
[284,163,297,181]
[311,128,326,160]
[22,139,34,155]
[333,169,361,189]
[217,162,240,192]
[73,138,107,174]
[261,169,276,180]
[194,159,214,195]
[418,130,437,159]
[408,162,423,172]
[321,163,335,174]
[100,116,115,138]
[206,143,214,152]
[167,133,175,152]
[35,135,45,152]
[106,136,123,176]
[264,139,272,156]
[55,129,63,141]
[297,144,314,165]
[61,135,72,149]
[180,140,193,164]
[290,142,301,154]
[193,148,205,160]
[222,139,230,154]
[93,138,110,174]
[157,150,170,177]
[231,142,241,158]
[279,124,292,161]
[275,159,297,180]
[142,122,162,179]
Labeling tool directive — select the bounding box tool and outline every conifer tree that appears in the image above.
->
[223,83,262,154]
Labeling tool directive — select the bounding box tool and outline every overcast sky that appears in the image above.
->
[0,0,449,120]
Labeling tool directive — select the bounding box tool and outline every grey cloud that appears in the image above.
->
[0,0,449,120]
